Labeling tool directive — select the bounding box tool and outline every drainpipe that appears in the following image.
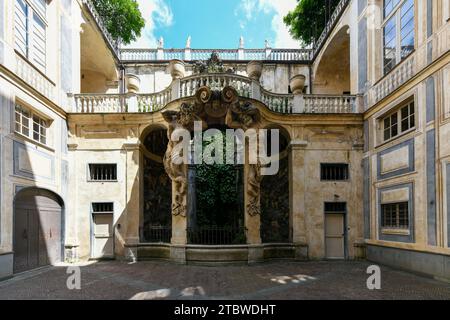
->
[308,64,313,94]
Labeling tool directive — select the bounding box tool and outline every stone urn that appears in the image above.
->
[246,61,263,81]
[125,73,140,93]
[168,59,186,80]
[290,74,306,95]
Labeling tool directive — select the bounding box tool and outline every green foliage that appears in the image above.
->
[92,0,145,45]
[284,0,340,45]
[195,132,241,227]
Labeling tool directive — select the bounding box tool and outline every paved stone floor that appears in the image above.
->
[0,260,449,300]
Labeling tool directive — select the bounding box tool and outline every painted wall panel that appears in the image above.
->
[426,130,436,246]
[377,139,415,180]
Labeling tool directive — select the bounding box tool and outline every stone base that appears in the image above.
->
[170,245,187,264]
[132,243,307,265]
[0,252,13,280]
[294,243,309,260]
[248,245,264,264]
[367,244,450,281]
[64,245,79,264]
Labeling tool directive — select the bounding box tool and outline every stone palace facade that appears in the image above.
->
[0,0,449,281]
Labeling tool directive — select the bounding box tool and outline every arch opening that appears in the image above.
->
[13,188,64,273]
[141,126,172,243]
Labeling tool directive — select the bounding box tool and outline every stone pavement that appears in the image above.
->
[0,260,449,300]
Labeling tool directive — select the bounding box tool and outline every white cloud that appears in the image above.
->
[126,0,173,48]
[235,0,299,48]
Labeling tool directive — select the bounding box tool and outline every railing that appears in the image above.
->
[180,74,252,98]
[72,73,359,114]
[16,53,55,101]
[143,226,172,243]
[120,48,313,62]
[303,95,357,113]
[74,94,125,113]
[120,49,157,61]
[187,226,246,245]
[261,90,294,113]
[137,88,172,112]
[370,54,416,105]
[269,49,313,61]
[192,49,238,61]
[82,0,119,57]
[313,0,351,58]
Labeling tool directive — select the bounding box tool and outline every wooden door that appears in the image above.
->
[325,214,345,259]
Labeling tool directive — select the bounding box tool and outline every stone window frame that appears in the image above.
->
[381,201,409,230]
[87,163,119,183]
[377,182,415,243]
[14,0,48,73]
[375,94,416,146]
[381,0,415,75]
[14,100,52,147]
[381,99,415,141]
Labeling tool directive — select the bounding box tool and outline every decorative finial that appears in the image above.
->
[158,36,164,48]
[239,36,244,49]
[265,39,270,49]
[186,35,191,49]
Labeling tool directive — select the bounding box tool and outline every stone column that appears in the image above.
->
[123,143,141,262]
[244,133,263,263]
[289,140,309,260]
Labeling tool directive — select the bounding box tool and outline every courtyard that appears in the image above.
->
[0,260,449,300]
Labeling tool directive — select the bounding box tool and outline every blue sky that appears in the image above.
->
[127,0,300,49]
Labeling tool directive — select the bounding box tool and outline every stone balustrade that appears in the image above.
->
[180,74,253,98]
[261,90,294,114]
[120,48,313,62]
[137,89,172,112]
[72,73,359,114]
[370,54,416,105]
[16,53,55,101]
[303,95,357,113]
[74,94,125,113]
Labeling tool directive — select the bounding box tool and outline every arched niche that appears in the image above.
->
[260,126,291,243]
[140,125,172,243]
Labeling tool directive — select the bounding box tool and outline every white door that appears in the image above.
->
[325,214,345,259]
[92,214,114,259]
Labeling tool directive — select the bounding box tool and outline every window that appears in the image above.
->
[88,164,117,181]
[324,202,347,213]
[382,100,415,141]
[15,103,49,145]
[383,0,415,74]
[381,202,409,229]
[14,0,47,71]
[321,164,349,181]
[92,203,114,214]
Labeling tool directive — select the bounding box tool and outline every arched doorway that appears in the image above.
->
[261,128,291,243]
[141,126,172,243]
[14,188,64,273]
[189,125,246,245]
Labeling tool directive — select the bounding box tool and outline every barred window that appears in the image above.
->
[92,202,114,214]
[382,100,415,141]
[14,0,47,72]
[321,164,349,181]
[383,0,415,75]
[88,164,117,181]
[324,202,347,213]
[15,103,49,145]
[381,202,409,229]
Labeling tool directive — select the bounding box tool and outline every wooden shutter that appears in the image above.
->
[14,0,28,56]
